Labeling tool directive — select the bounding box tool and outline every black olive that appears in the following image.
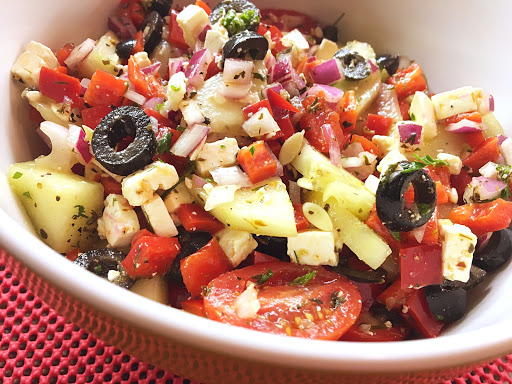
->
[210,0,260,34]
[223,30,268,60]
[166,227,213,284]
[376,54,400,76]
[150,0,173,17]
[442,265,487,291]
[334,49,371,81]
[473,228,512,272]
[322,25,338,42]
[254,236,288,261]
[141,10,164,54]
[376,162,437,232]
[424,285,467,323]
[333,266,387,284]
[92,106,157,176]
[116,39,136,60]
[74,249,134,289]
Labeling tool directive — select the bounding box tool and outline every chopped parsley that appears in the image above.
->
[417,202,431,216]
[290,270,317,285]
[252,269,273,285]
[176,125,186,133]
[94,265,102,274]
[496,164,512,198]
[252,72,266,81]
[222,9,260,36]
[157,132,173,155]
[404,133,417,145]
[401,154,449,174]
[390,231,401,241]
[23,191,32,199]
[410,112,416,121]
[12,172,23,179]
[220,144,226,149]
[330,291,346,309]
[249,146,255,156]
[170,84,181,92]
[307,97,321,114]
[72,205,89,219]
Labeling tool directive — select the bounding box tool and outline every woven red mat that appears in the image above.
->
[1,258,511,384]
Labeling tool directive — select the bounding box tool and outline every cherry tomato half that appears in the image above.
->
[204,262,362,340]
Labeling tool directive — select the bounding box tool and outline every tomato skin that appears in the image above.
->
[339,311,409,342]
[462,136,500,173]
[57,43,75,66]
[168,10,189,50]
[181,298,207,317]
[365,114,393,136]
[449,198,512,238]
[445,111,482,125]
[81,105,113,129]
[204,262,362,340]
[387,63,427,99]
[399,244,443,289]
[376,279,414,311]
[128,57,166,100]
[400,289,444,338]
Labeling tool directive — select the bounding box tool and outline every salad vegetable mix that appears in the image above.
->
[8,0,512,341]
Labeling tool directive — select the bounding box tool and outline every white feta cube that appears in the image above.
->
[24,90,71,127]
[163,183,195,214]
[372,135,399,157]
[431,86,481,120]
[180,99,205,126]
[204,26,229,54]
[97,194,140,248]
[122,162,179,206]
[215,228,258,267]
[501,138,512,166]
[141,194,178,237]
[287,230,338,266]
[437,153,462,175]
[176,5,210,48]
[439,219,477,282]
[281,29,310,50]
[11,41,59,88]
[196,138,240,176]
[242,107,281,138]
[409,91,437,140]
[165,72,187,112]
[315,39,338,61]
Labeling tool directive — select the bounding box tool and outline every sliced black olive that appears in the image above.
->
[322,25,338,42]
[473,228,512,272]
[74,249,134,289]
[92,106,157,176]
[333,266,387,283]
[116,39,136,60]
[223,30,268,60]
[334,49,371,81]
[376,162,437,232]
[376,54,400,76]
[210,0,260,34]
[141,10,164,54]
[255,236,288,261]
[442,265,487,291]
[150,0,173,17]
[166,227,213,284]
[424,285,467,323]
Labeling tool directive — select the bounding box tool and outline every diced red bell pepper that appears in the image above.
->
[39,66,82,105]
[365,114,393,136]
[121,234,181,279]
[237,141,279,184]
[401,289,444,338]
[365,206,401,251]
[387,63,427,99]
[195,0,211,15]
[257,24,286,55]
[265,139,282,158]
[57,43,75,66]
[168,10,189,50]
[242,99,273,119]
[181,298,207,317]
[100,176,123,198]
[81,105,113,129]
[399,244,442,289]
[180,238,233,297]
[205,54,222,80]
[177,204,225,234]
[252,251,279,264]
[267,88,301,114]
[464,131,486,150]
[421,208,439,245]
[445,111,482,125]
[117,0,146,28]
[338,90,358,133]
[350,134,379,156]
[293,203,310,232]
[276,116,296,142]
[132,30,145,55]
[65,248,81,262]
[398,99,411,120]
[376,279,415,311]
[449,198,512,238]
[128,57,166,100]
[462,136,500,173]
[84,70,127,107]
[349,281,387,312]
[144,108,178,130]
[450,169,472,205]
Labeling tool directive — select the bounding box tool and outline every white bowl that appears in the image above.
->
[1,1,512,383]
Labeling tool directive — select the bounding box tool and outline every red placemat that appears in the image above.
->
[1,256,511,384]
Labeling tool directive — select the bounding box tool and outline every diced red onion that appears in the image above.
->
[288,180,301,204]
[322,124,341,166]
[124,89,147,106]
[489,94,495,112]
[210,166,252,187]
[266,82,284,96]
[80,78,90,94]
[223,59,254,85]
[217,82,252,100]
[310,59,345,85]
[67,125,92,164]
[498,135,508,146]
[376,84,402,123]
[398,122,422,145]
[479,93,495,114]
[476,232,493,252]
[477,176,506,194]
[411,223,427,243]
[198,24,211,43]
[445,119,486,134]
[343,142,364,157]
[64,38,95,69]
[265,53,276,73]
[302,84,343,110]
[192,174,207,188]
[108,16,137,40]
[143,97,165,111]
[369,60,379,74]
[169,58,186,77]
[272,56,293,84]
[264,142,284,177]
[340,157,364,168]
[466,176,506,201]
[141,62,161,76]
[170,124,210,157]
[185,49,213,90]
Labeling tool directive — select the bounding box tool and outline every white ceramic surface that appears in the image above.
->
[1,0,512,375]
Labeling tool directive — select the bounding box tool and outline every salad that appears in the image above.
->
[8,0,512,341]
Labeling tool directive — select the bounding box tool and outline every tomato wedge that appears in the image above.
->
[204,262,362,339]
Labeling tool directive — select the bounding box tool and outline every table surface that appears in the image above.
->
[1,256,511,384]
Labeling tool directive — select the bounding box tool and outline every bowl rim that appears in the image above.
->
[1,208,511,374]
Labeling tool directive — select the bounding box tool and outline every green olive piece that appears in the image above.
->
[92,106,157,176]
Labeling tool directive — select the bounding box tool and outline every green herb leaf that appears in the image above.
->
[330,291,346,309]
[417,202,431,216]
[249,146,255,156]
[171,84,181,92]
[410,112,416,121]
[94,265,102,273]
[390,231,401,241]
[401,154,449,174]
[252,268,273,285]
[155,101,164,111]
[252,72,266,81]
[222,8,260,36]
[290,270,317,285]
[160,160,196,200]
[23,191,32,199]
[157,132,173,155]
[72,205,89,220]
[307,97,321,114]
[176,125,186,133]
[404,133,417,145]
[12,172,23,179]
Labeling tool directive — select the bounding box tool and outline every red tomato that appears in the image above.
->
[177,204,225,234]
[117,0,146,28]
[401,289,444,338]
[449,199,512,237]
[144,108,178,130]
[462,136,500,173]
[81,105,113,129]
[253,252,279,264]
[365,114,393,136]
[387,63,427,99]
[181,298,207,317]
[350,134,379,156]
[293,203,310,232]
[100,176,122,198]
[121,235,181,279]
[195,0,211,15]
[65,248,81,262]
[242,99,273,119]
[365,206,401,251]
[450,169,472,205]
[339,311,409,342]
[399,244,442,289]
[57,43,75,66]
[260,9,316,35]
[204,262,362,340]
[168,10,189,50]
[38,66,82,105]
[376,279,414,311]
[128,57,166,100]
[338,90,358,133]
[267,88,301,114]
[237,141,279,184]
[257,24,286,55]
[84,70,127,107]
